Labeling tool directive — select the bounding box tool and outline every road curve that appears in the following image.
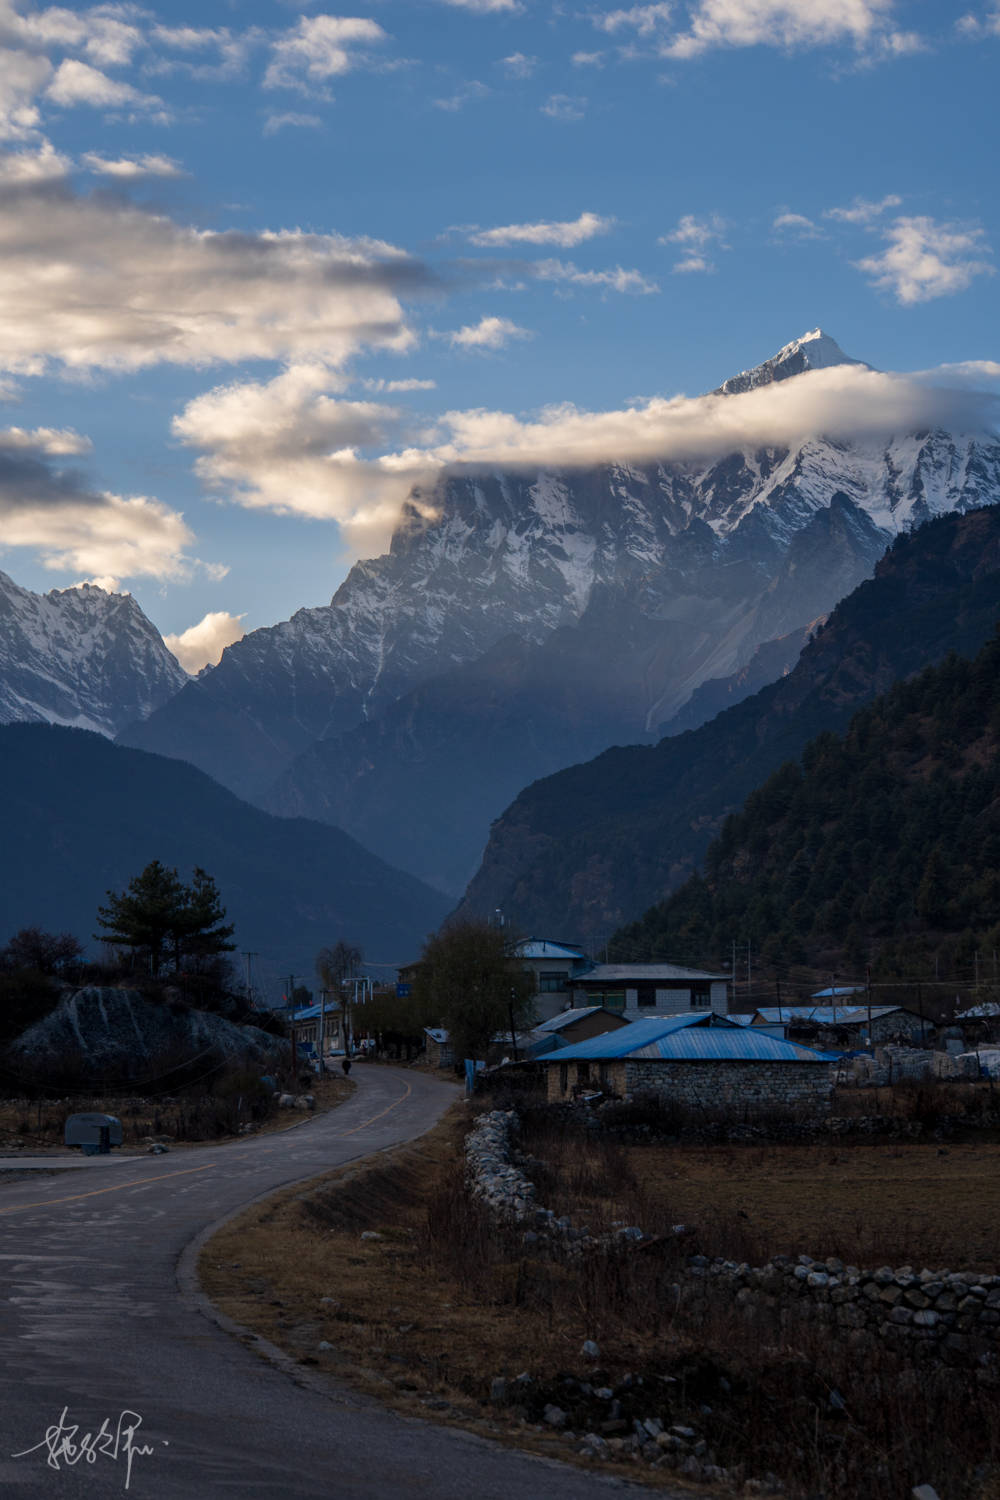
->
[0,1066,662,1500]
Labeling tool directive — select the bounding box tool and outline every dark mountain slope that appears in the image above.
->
[0,725,447,980]
[457,506,1000,944]
[612,632,1000,980]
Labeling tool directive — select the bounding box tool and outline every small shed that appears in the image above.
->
[526,1006,632,1055]
[424,1027,454,1069]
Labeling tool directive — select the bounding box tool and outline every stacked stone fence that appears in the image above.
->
[465,1109,1000,1374]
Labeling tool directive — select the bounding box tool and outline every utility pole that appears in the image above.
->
[243,951,257,1009]
[866,965,873,1051]
[508,987,519,1062]
[318,988,327,1074]
[746,941,751,1009]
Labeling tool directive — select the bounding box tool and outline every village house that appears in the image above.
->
[751,1004,931,1049]
[541,1011,838,1115]
[568,962,730,1019]
[509,938,593,1021]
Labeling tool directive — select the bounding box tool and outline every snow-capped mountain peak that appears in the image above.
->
[713,328,871,396]
[0,573,188,736]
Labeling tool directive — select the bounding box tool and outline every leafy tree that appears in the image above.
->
[0,927,82,976]
[95,861,234,977]
[412,919,536,1064]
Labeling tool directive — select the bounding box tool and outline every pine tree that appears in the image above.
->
[95,861,234,976]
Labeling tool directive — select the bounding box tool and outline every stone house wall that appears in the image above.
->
[546,1058,833,1112]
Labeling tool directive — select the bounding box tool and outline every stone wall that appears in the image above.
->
[622,1059,833,1113]
[686,1254,1000,1374]
[546,1057,833,1112]
[464,1110,999,1375]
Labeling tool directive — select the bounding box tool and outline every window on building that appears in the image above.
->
[559,1063,568,1093]
[691,988,710,1008]
[637,991,655,1007]
[539,971,569,992]
[602,991,625,1012]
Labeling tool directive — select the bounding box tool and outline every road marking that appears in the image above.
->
[337,1079,412,1136]
[0,1164,216,1216]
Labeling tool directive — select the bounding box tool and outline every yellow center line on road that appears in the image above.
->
[0,1163,217,1216]
[1,1078,417,1215]
[337,1079,412,1136]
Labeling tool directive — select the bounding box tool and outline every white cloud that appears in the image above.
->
[501,51,537,77]
[172,363,425,556]
[957,9,1000,38]
[433,79,491,110]
[825,193,902,223]
[0,424,91,454]
[23,6,144,68]
[660,0,911,60]
[173,359,1000,560]
[264,16,387,94]
[660,212,726,249]
[595,4,674,37]
[672,253,712,273]
[659,213,727,271]
[447,315,533,349]
[163,611,245,673]
[0,426,203,584]
[469,210,614,248]
[362,377,437,392]
[0,46,52,139]
[536,258,660,293]
[262,111,321,135]
[856,216,995,304]
[436,0,524,11]
[540,93,586,120]
[571,50,605,65]
[772,211,823,238]
[45,58,165,115]
[0,157,423,375]
[82,151,184,178]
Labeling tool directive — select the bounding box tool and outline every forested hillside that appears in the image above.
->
[459,506,1000,945]
[611,633,1000,983]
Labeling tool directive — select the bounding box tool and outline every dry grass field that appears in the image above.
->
[0,1074,354,1153]
[201,1102,1000,1500]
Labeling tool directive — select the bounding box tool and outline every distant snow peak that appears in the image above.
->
[0,571,187,736]
[714,329,871,397]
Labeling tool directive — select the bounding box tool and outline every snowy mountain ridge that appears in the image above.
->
[122,331,1000,816]
[0,573,188,736]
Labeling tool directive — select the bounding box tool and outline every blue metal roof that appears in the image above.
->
[812,986,865,998]
[753,1006,896,1026]
[292,1001,341,1021]
[628,1030,840,1063]
[549,1012,837,1063]
[544,1012,738,1060]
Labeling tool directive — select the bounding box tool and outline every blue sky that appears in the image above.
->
[0,0,998,667]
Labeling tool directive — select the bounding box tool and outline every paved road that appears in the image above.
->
[0,1066,659,1500]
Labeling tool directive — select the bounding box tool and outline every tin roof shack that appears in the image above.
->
[543,1012,837,1116]
[752,1005,931,1049]
[570,963,729,1019]
[524,1006,632,1057]
[424,1027,454,1069]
